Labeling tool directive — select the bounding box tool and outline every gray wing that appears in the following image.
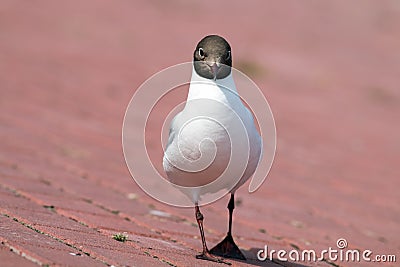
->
[165,111,182,151]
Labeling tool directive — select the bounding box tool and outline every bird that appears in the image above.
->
[163,35,262,264]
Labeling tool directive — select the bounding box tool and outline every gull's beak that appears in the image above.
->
[210,62,221,81]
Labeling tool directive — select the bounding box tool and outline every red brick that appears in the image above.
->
[0,216,105,266]
[0,243,38,267]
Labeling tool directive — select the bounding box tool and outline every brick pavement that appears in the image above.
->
[0,1,399,266]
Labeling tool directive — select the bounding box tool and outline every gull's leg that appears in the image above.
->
[210,193,246,260]
[195,203,231,265]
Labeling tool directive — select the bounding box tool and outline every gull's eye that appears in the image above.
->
[226,51,231,60]
[198,48,205,59]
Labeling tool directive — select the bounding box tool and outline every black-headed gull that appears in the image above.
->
[163,35,262,263]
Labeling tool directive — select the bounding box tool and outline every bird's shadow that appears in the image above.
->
[226,248,311,267]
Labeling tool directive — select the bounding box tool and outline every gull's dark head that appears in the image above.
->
[193,35,232,80]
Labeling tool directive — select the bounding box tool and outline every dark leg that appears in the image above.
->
[195,204,231,265]
[210,193,246,260]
